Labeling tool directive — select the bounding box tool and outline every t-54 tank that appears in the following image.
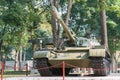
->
[33,6,111,76]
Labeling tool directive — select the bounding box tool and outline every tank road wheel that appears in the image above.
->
[52,68,62,76]
[65,68,71,76]
[35,58,69,76]
[37,58,53,76]
[52,68,71,76]
[91,57,110,76]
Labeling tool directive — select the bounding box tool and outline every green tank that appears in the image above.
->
[33,6,111,76]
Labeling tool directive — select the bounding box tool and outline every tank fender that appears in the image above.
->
[33,51,51,59]
[89,49,106,57]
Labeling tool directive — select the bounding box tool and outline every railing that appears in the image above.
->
[0,61,114,80]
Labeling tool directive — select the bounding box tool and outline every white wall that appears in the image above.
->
[4,60,33,71]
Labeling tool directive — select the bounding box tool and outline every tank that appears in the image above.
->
[33,6,111,76]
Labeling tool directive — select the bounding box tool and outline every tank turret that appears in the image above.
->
[51,6,100,48]
[51,6,77,42]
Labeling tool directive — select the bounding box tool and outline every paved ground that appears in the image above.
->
[3,73,120,80]
[3,76,120,80]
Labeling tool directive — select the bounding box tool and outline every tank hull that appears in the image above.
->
[49,59,91,68]
[33,47,111,76]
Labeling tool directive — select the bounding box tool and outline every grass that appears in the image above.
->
[2,71,30,78]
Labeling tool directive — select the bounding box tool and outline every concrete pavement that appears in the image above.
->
[3,73,120,80]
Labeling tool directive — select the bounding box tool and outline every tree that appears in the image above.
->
[99,0,108,48]
[70,0,100,37]
[0,0,52,61]
[65,0,73,25]
[106,0,120,72]
[50,0,60,48]
[0,0,41,70]
[50,0,74,48]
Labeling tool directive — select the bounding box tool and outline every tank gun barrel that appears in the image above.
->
[51,6,76,42]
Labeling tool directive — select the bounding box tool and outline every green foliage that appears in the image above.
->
[105,0,120,52]
[0,0,120,59]
[35,29,48,38]
[59,0,67,7]
[60,0,120,53]
[2,4,24,26]
[69,0,100,37]
[4,71,30,75]
[0,0,50,60]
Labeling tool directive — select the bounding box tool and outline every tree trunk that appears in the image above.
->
[31,41,35,57]
[51,15,58,47]
[51,0,60,48]
[65,0,73,25]
[0,40,3,61]
[99,0,108,48]
[23,48,26,61]
[19,46,22,70]
[4,48,10,68]
[111,53,117,72]
[14,50,18,71]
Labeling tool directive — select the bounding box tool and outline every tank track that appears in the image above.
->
[34,58,70,76]
[36,58,53,76]
[91,57,110,76]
